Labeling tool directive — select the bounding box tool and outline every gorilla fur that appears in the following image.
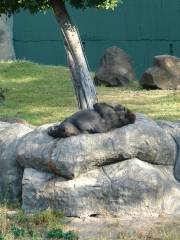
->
[48,102,136,138]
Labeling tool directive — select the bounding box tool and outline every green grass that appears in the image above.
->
[0,61,76,125]
[0,60,179,125]
[0,205,78,240]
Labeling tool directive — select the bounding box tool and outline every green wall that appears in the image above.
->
[13,0,180,78]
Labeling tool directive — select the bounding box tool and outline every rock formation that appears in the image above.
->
[94,46,135,87]
[0,114,180,218]
[0,122,32,200]
[140,55,180,90]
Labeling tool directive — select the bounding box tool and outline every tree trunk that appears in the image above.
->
[65,43,87,109]
[50,0,97,110]
[0,14,16,60]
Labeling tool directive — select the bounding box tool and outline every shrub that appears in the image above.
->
[11,226,25,238]
[47,228,78,240]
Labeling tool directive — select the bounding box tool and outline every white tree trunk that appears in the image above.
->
[0,14,15,60]
[50,0,97,110]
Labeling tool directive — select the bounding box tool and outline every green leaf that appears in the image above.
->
[0,0,123,14]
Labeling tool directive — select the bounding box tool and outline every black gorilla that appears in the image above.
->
[48,102,136,138]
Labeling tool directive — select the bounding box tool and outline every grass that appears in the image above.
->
[0,205,78,240]
[0,204,180,240]
[0,60,179,125]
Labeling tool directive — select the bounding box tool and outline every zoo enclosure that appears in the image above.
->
[13,0,180,77]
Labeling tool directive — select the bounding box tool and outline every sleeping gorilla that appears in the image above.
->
[48,102,136,138]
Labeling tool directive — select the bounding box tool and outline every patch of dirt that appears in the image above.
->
[66,214,180,240]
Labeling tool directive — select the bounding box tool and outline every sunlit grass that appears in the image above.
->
[98,86,180,121]
[0,204,76,240]
[0,60,179,126]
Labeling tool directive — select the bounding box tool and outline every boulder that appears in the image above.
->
[17,114,176,179]
[94,46,135,86]
[157,120,180,181]
[0,117,30,125]
[0,122,33,201]
[140,55,180,90]
[0,15,15,60]
[22,159,180,217]
[0,114,179,217]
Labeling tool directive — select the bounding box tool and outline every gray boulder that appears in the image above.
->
[22,159,180,217]
[94,46,135,86]
[157,120,180,181]
[0,15,15,60]
[140,55,180,90]
[0,122,33,201]
[17,114,176,179]
[0,113,178,217]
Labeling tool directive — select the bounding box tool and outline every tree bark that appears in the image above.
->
[0,14,16,60]
[50,0,97,110]
[65,43,87,109]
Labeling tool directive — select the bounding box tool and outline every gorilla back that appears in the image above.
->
[48,102,136,138]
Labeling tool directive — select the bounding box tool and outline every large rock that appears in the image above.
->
[0,113,178,217]
[22,159,180,217]
[94,46,135,86]
[0,122,33,201]
[140,55,180,90]
[0,15,15,60]
[17,114,176,179]
[157,120,180,181]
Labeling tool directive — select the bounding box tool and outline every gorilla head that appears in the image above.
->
[48,102,136,138]
[93,102,136,129]
[114,104,136,125]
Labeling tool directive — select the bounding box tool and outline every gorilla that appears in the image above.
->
[48,102,136,138]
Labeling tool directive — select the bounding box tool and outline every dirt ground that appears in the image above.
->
[67,214,180,240]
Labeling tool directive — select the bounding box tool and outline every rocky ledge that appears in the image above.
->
[0,114,180,217]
